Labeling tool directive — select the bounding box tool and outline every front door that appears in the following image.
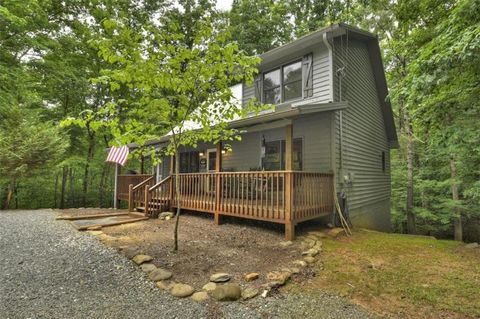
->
[207,148,217,172]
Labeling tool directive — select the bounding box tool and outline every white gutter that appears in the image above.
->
[322,33,334,103]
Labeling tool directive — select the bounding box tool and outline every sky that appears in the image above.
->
[216,0,233,11]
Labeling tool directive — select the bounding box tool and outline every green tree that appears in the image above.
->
[0,106,68,209]
[229,0,292,55]
[405,0,480,240]
[73,0,261,250]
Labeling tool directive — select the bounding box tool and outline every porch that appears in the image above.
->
[117,170,334,240]
[115,119,337,240]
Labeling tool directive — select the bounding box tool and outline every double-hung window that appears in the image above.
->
[282,61,302,101]
[263,69,281,104]
[263,60,303,104]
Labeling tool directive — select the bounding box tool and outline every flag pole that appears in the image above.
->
[113,164,118,209]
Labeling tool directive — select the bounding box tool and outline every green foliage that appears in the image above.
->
[76,0,262,160]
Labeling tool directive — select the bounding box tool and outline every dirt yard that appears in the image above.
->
[56,208,320,291]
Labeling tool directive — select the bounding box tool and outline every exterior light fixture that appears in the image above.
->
[199,151,205,157]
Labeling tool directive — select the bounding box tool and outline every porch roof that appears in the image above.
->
[131,100,348,149]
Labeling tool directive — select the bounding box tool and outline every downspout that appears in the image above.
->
[324,31,346,227]
[322,32,334,103]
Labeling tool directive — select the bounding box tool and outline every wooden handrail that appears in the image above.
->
[148,175,172,191]
[132,176,154,190]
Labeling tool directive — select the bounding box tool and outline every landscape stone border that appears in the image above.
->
[86,225,345,303]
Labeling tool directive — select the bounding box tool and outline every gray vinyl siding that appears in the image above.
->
[333,39,391,215]
[243,45,332,106]
[223,113,332,172]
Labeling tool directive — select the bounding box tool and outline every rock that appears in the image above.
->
[289,267,301,274]
[122,246,140,259]
[210,272,231,283]
[140,263,157,273]
[263,281,283,289]
[159,212,175,220]
[165,216,171,221]
[261,289,269,298]
[170,283,195,298]
[210,283,241,301]
[266,271,290,285]
[191,291,209,302]
[302,248,319,257]
[282,267,300,274]
[293,260,307,267]
[87,230,103,236]
[156,281,175,290]
[148,268,172,281]
[279,241,293,247]
[132,254,153,265]
[465,242,479,249]
[202,282,217,292]
[304,256,316,264]
[244,272,259,282]
[301,239,317,249]
[241,287,259,300]
[328,227,346,238]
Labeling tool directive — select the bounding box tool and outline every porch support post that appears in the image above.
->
[144,184,150,217]
[214,142,222,225]
[128,184,133,212]
[285,124,295,240]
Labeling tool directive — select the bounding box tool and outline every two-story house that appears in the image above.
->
[115,23,398,239]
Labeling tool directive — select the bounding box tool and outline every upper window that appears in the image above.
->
[263,60,302,104]
[263,69,281,104]
[283,61,302,101]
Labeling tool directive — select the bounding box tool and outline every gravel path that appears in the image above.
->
[0,210,374,319]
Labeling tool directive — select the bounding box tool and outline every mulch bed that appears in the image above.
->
[56,208,324,291]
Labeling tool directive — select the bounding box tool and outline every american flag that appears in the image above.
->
[106,146,129,166]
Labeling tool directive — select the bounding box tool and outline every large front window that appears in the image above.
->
[263,60,302,104]
[180,151,199,173]
[262,138,303,171]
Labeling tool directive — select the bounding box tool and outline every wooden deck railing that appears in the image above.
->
[117,174,153,201]
[127,176,154,211]
[121,171,334,239]
[145,176,172,217]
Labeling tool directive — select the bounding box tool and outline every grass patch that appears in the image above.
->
[293,230,480,318]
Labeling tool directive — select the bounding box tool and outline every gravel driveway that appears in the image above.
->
[0,210,374,319]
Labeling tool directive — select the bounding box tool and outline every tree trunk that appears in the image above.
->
[82,130,95,207]
[404,106,416,234]
[98,162,108,208]
[2,177,16,210]
[450,157,462,241]
[69,167,75,207]
[54,172,59,208]
[173,151,181,251]
[60,166,68,209]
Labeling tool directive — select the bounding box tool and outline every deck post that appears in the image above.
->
[214,142,222,225]
[144,184,150,217]
[128,184,133,212]
[285,124,295,240]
